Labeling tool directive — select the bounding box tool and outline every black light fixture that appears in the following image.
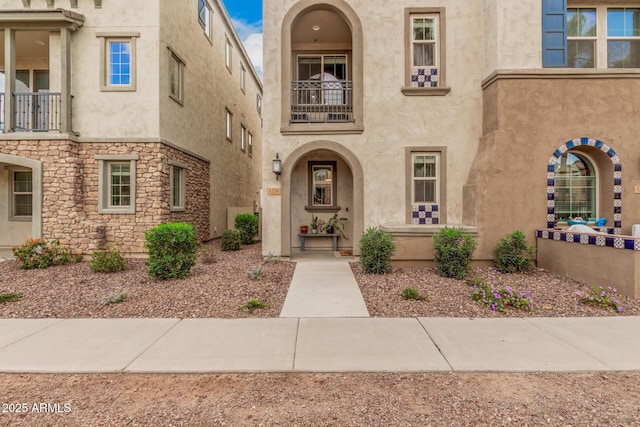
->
[272,153,282,180]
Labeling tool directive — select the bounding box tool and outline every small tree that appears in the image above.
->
[234,213,259,245]
[494,230,536,273]
[433,227,477,279]
[359,227,396,274]
[144,222,198,280]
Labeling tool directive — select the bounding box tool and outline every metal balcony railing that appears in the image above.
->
[13,92,62,132]
[291,80,353,123]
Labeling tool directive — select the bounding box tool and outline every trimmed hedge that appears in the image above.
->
[144,222,198,280]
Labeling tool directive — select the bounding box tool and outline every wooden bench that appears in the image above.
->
[298,233,340,251]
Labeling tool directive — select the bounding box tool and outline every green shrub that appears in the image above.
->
[90,245,127,273]
[144,222,198,280]
[221,229,242,251]
[401,287,427,301]
[0,293,23,303]
[359,227,396,274]
[433,227,477,279]
[234,213,259,245]
[241,298,268,314]
[494,230,536,273]
[12,238,82,270]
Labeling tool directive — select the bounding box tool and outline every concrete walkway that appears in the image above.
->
[280,260,369,318]
[0,317,639,373]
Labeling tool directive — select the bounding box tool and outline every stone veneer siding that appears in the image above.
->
[1,139,210,254]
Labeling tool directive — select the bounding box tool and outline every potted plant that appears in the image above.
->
[311,215,319,234]
[300,225,309,234]
[322,213,348,239]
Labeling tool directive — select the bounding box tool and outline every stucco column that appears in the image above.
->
[3,28,16,133]
[60,27,71,133]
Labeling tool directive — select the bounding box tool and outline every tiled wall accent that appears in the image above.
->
[411,68,439,88]
[537,230,640,251]
[547,137,622,235]
[412,204,439,225]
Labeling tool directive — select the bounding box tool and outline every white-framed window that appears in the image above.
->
[248,132,253,157]
[241,124,247,152]
[169,49,185,104]
[95,155,138,214]
[97,33,139,91]
[554,151,598,222]
[9,169,32,220]
[241,64,246,92]
[225,108,233,141]
[198,0,212,39]
[225,37,233,72]
[309,162,337,208]
[411,14,439,87]
[412,153,439,204]
[566,6,640,68]
[170,162,186,211]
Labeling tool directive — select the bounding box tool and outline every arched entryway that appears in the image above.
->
[547,138,622,234]
[280,141,363,257]
[0,154,42,253]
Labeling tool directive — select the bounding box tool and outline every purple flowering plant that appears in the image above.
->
[576,285,624,312]
[99,285,128,306]
[468,270,534,313]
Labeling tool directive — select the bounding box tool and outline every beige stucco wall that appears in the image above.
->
[482,0,542,79]
[262,0,484,257]
[537,238,640,298]
[159,0,263,239]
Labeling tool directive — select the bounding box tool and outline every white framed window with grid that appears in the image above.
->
[198,0,212,39]
[170,162,186,211]
[412,153,439,204]
[9,169,32,220]
[96,155,138,214]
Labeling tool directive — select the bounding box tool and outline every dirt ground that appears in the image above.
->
[1,372,640,426]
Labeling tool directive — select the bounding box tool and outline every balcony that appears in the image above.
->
[0,92,63,132]
[291,80,353,124]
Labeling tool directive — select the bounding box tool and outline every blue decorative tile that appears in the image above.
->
[615,164,622,172]
[595,140,603,148]
[625,239,635,250]
[608,149,616,157]
[566,141,574,149]
[581,137,589,144]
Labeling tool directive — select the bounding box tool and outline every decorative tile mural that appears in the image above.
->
[546,138,622,235]
[411,68,439,88]
[412,204,439,225]
[536,230,640,251]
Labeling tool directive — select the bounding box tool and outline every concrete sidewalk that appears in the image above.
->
[280,260,369,318]
[0,317,639,373]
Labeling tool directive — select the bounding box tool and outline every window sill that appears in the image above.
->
[401,87,451,96]
[305,206,341,214]
[281,123,364,135]
[9,217,32,222]
[170,207,186,213]
[380,223,478,236]
[99,207,136,215]
[100,85,136,92]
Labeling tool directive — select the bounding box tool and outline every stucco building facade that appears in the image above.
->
[261,0,640,268]
[0,0,263,254]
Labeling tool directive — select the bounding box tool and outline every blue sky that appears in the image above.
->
[223,0,263,78]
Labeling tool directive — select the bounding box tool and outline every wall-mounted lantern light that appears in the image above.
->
[272,153,282,180]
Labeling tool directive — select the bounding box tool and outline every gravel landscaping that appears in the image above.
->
[1,240,639,318]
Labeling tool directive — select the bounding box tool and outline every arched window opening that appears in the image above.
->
[554,152,597,222]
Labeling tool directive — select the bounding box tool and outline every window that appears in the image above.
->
[248,132,253,157]
[241,64,246,92]
[225,109,233,141]
[170,163,186,211]
[406,148,445,224]
[256,94,262,115]
[169,50,184,103]
[198,0,212,39]
[307,161,338,210]
[98,33,139,91]
[96,155,138,214]
[225,38,233,72]
[403,8,449,95]
[543,3,640,68]
[412,154,439,204]
[554,152,597,222]
[10,170,32,220]
[241,124,247,152]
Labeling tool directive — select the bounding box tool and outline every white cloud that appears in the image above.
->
[231,19,263,81]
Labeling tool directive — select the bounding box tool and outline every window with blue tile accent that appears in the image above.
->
[109,41,131,86]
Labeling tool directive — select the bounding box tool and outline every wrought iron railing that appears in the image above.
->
[11,92,62,132]
[291,80,353,123]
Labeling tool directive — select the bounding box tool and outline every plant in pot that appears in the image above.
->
[311,215,319,234]
[300,224,309,234]
[322,213,348,239]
